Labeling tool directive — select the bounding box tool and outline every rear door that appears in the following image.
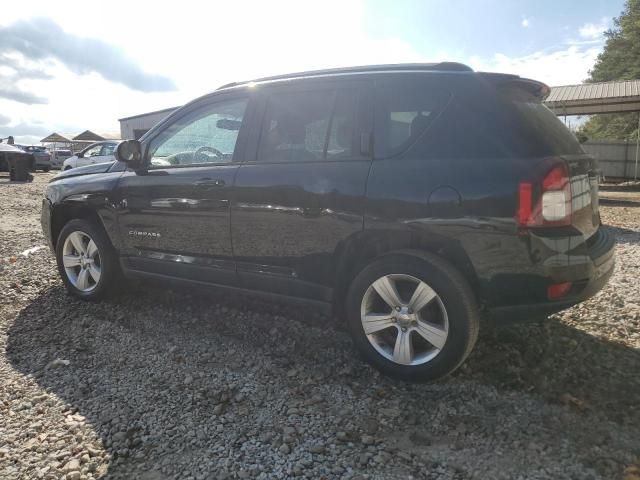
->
[231,79,373,301]
[116,93,251,285]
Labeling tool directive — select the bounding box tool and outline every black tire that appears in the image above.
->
[56,219,119,301]
[43,166,50,172]
[345,250,479,382]
[64,166,72,171]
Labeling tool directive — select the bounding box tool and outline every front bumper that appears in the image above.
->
[41,198,55,252]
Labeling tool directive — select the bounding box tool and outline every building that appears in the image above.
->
[40,130,120,153]
[118,107,178,140]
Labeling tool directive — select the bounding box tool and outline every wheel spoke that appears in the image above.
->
[88,264,101,283]
[68,232,86,255]
[63,254,81,268]
[87,240,98,259]
[393,329,413,365]
[372,276,402,308]
[76,268,90,290]
[362,313,395,335]
[414,320,447,349]
[409,281,437,313]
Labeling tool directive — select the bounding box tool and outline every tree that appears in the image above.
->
[578,0,640,141]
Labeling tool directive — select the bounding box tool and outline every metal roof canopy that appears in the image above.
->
[40,132,71,143]
[545,79,640,115]
[544,79,640,180]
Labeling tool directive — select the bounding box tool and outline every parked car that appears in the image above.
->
[41,63,614,381]
[50,148,73,169]
[15,144,51,172]
[62,141,117,170]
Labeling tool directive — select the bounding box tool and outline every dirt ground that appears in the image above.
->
[1,172,639,480]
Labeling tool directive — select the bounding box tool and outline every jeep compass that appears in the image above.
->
[41,63,615,381]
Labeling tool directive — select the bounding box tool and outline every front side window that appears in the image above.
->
[101,143,116,156]
[149,98,248,168]
[84,145,102,157]
[257,88,356,163]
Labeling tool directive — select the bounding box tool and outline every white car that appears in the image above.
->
[63,141,118,170]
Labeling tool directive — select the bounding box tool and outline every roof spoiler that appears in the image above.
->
[478,72,551,101]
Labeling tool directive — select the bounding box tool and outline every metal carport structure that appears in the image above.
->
[544,79,640,179]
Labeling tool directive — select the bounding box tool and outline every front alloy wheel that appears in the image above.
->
[62,231,102,292]
[56,219,119,300]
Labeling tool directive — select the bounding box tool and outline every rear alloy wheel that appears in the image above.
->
[346,251,479,381]
[56,219,119,300]
[361,274,449,366]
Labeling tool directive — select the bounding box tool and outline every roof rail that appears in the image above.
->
[216,62,473,90]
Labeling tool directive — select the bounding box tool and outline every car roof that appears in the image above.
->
[216,62,474,91]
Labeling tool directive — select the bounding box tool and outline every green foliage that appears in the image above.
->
[580,112,639,141]
[578,0,640,141]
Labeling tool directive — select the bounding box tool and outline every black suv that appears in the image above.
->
[41,63,614,381]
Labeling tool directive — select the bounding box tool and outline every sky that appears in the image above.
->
[0,0,626,144]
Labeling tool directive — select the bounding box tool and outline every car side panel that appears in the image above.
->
[42,171,124,250]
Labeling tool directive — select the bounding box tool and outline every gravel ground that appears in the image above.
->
[1,173,639,480]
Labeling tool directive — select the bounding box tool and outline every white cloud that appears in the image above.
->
[0,0,431,143]
[579,18,609,40]
[0,1,611,144]
[522,17,530,28]
[469,44,602,86]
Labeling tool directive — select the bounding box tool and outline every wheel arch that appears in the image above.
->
[332,229,481,315]
[50,203,110,250]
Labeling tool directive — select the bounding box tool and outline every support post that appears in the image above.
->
[635,111,640,180]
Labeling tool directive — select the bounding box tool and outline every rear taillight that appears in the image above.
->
[518,164,571,227]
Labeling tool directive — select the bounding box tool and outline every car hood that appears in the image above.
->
[52,161,117,181]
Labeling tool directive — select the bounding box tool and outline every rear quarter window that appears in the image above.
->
[374,78,451,159]
[376,76,584,160]
[498,85,583,157]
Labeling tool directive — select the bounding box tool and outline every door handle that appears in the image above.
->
[195,179,225,187]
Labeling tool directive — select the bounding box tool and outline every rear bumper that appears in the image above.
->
[486,227,615,322]
[35,157,52,169]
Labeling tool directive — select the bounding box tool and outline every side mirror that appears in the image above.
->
[77,151,84,158]
[115,140,142,166]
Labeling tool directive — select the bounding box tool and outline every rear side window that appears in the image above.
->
[374,79,451,158]
[257,89,357,162]
[373,76,583,160]
[499,85,583,156]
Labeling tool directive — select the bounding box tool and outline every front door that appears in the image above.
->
[92,142,116,165]
[231,80,373,301]
[79,144,102,167]
[116,94,250,285]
